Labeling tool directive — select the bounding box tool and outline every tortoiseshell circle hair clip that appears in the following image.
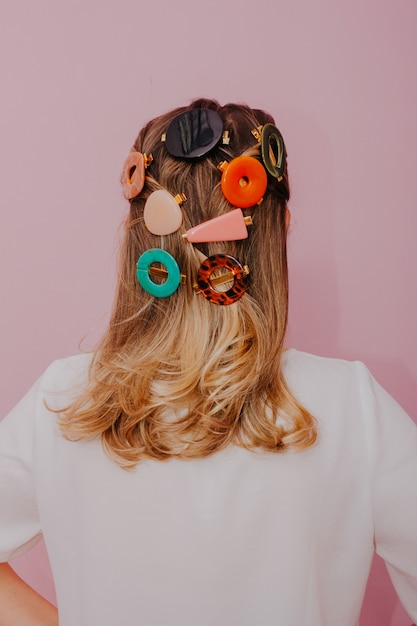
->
[195,254,250,305]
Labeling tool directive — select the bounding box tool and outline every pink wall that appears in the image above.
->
[1,0,416,623]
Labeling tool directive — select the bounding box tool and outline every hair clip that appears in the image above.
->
[143,190,187,236]
[251,126,263,142]
[260,124,286,180]
[194,254,250,305]
[218,156,267,208]
[136,248,183,298]
[183,209,252,244]
[222,130,230,145]
[122,151,152,200]
[251,124,286,180]
[136,249,249,305]
[146,265,187,285]
[163,109,223,159]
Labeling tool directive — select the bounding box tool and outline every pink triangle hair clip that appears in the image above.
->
[183,209,252,244]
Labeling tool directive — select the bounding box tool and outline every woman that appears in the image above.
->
[1,99,416,625]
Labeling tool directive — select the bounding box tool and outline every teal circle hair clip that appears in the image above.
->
[260,124,286,181]
[163,109,224,159]
[136,248,181,298]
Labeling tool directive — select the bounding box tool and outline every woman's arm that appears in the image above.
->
[0,562,58,626]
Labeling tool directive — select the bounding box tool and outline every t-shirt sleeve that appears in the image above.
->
[0,378,44,561]
[357,362,417,620]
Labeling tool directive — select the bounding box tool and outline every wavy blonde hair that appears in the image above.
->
[59,98,317,468]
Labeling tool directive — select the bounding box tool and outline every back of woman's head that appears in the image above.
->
[116,99,290,349]
[60,98,316,468]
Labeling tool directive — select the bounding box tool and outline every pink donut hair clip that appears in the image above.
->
[121,151,153,200]
[183,208,252,244]
[218,156,267,208]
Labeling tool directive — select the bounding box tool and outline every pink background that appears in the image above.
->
[0,0,416,623]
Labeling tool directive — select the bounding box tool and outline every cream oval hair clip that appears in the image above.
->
[143,190,187,236]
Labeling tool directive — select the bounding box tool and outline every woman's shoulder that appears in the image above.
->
[38,353,93,402]
[283,347,367,380]
[282,348,377,412]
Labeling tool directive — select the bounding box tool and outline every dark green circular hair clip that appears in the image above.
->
[164,109,224,159]
[260,123,287,181]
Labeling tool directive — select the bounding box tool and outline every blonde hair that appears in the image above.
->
[59,98,317,468]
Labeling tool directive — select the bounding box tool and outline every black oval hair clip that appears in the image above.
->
[164,109,224,159]
[260,123,287,181]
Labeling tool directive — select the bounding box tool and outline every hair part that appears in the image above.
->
[58,98,317,469]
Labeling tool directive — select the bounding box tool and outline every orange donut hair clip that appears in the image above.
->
[121,151,153,200]
[219,156,267,208]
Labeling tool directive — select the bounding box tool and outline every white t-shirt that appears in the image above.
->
[1,349,416,626]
